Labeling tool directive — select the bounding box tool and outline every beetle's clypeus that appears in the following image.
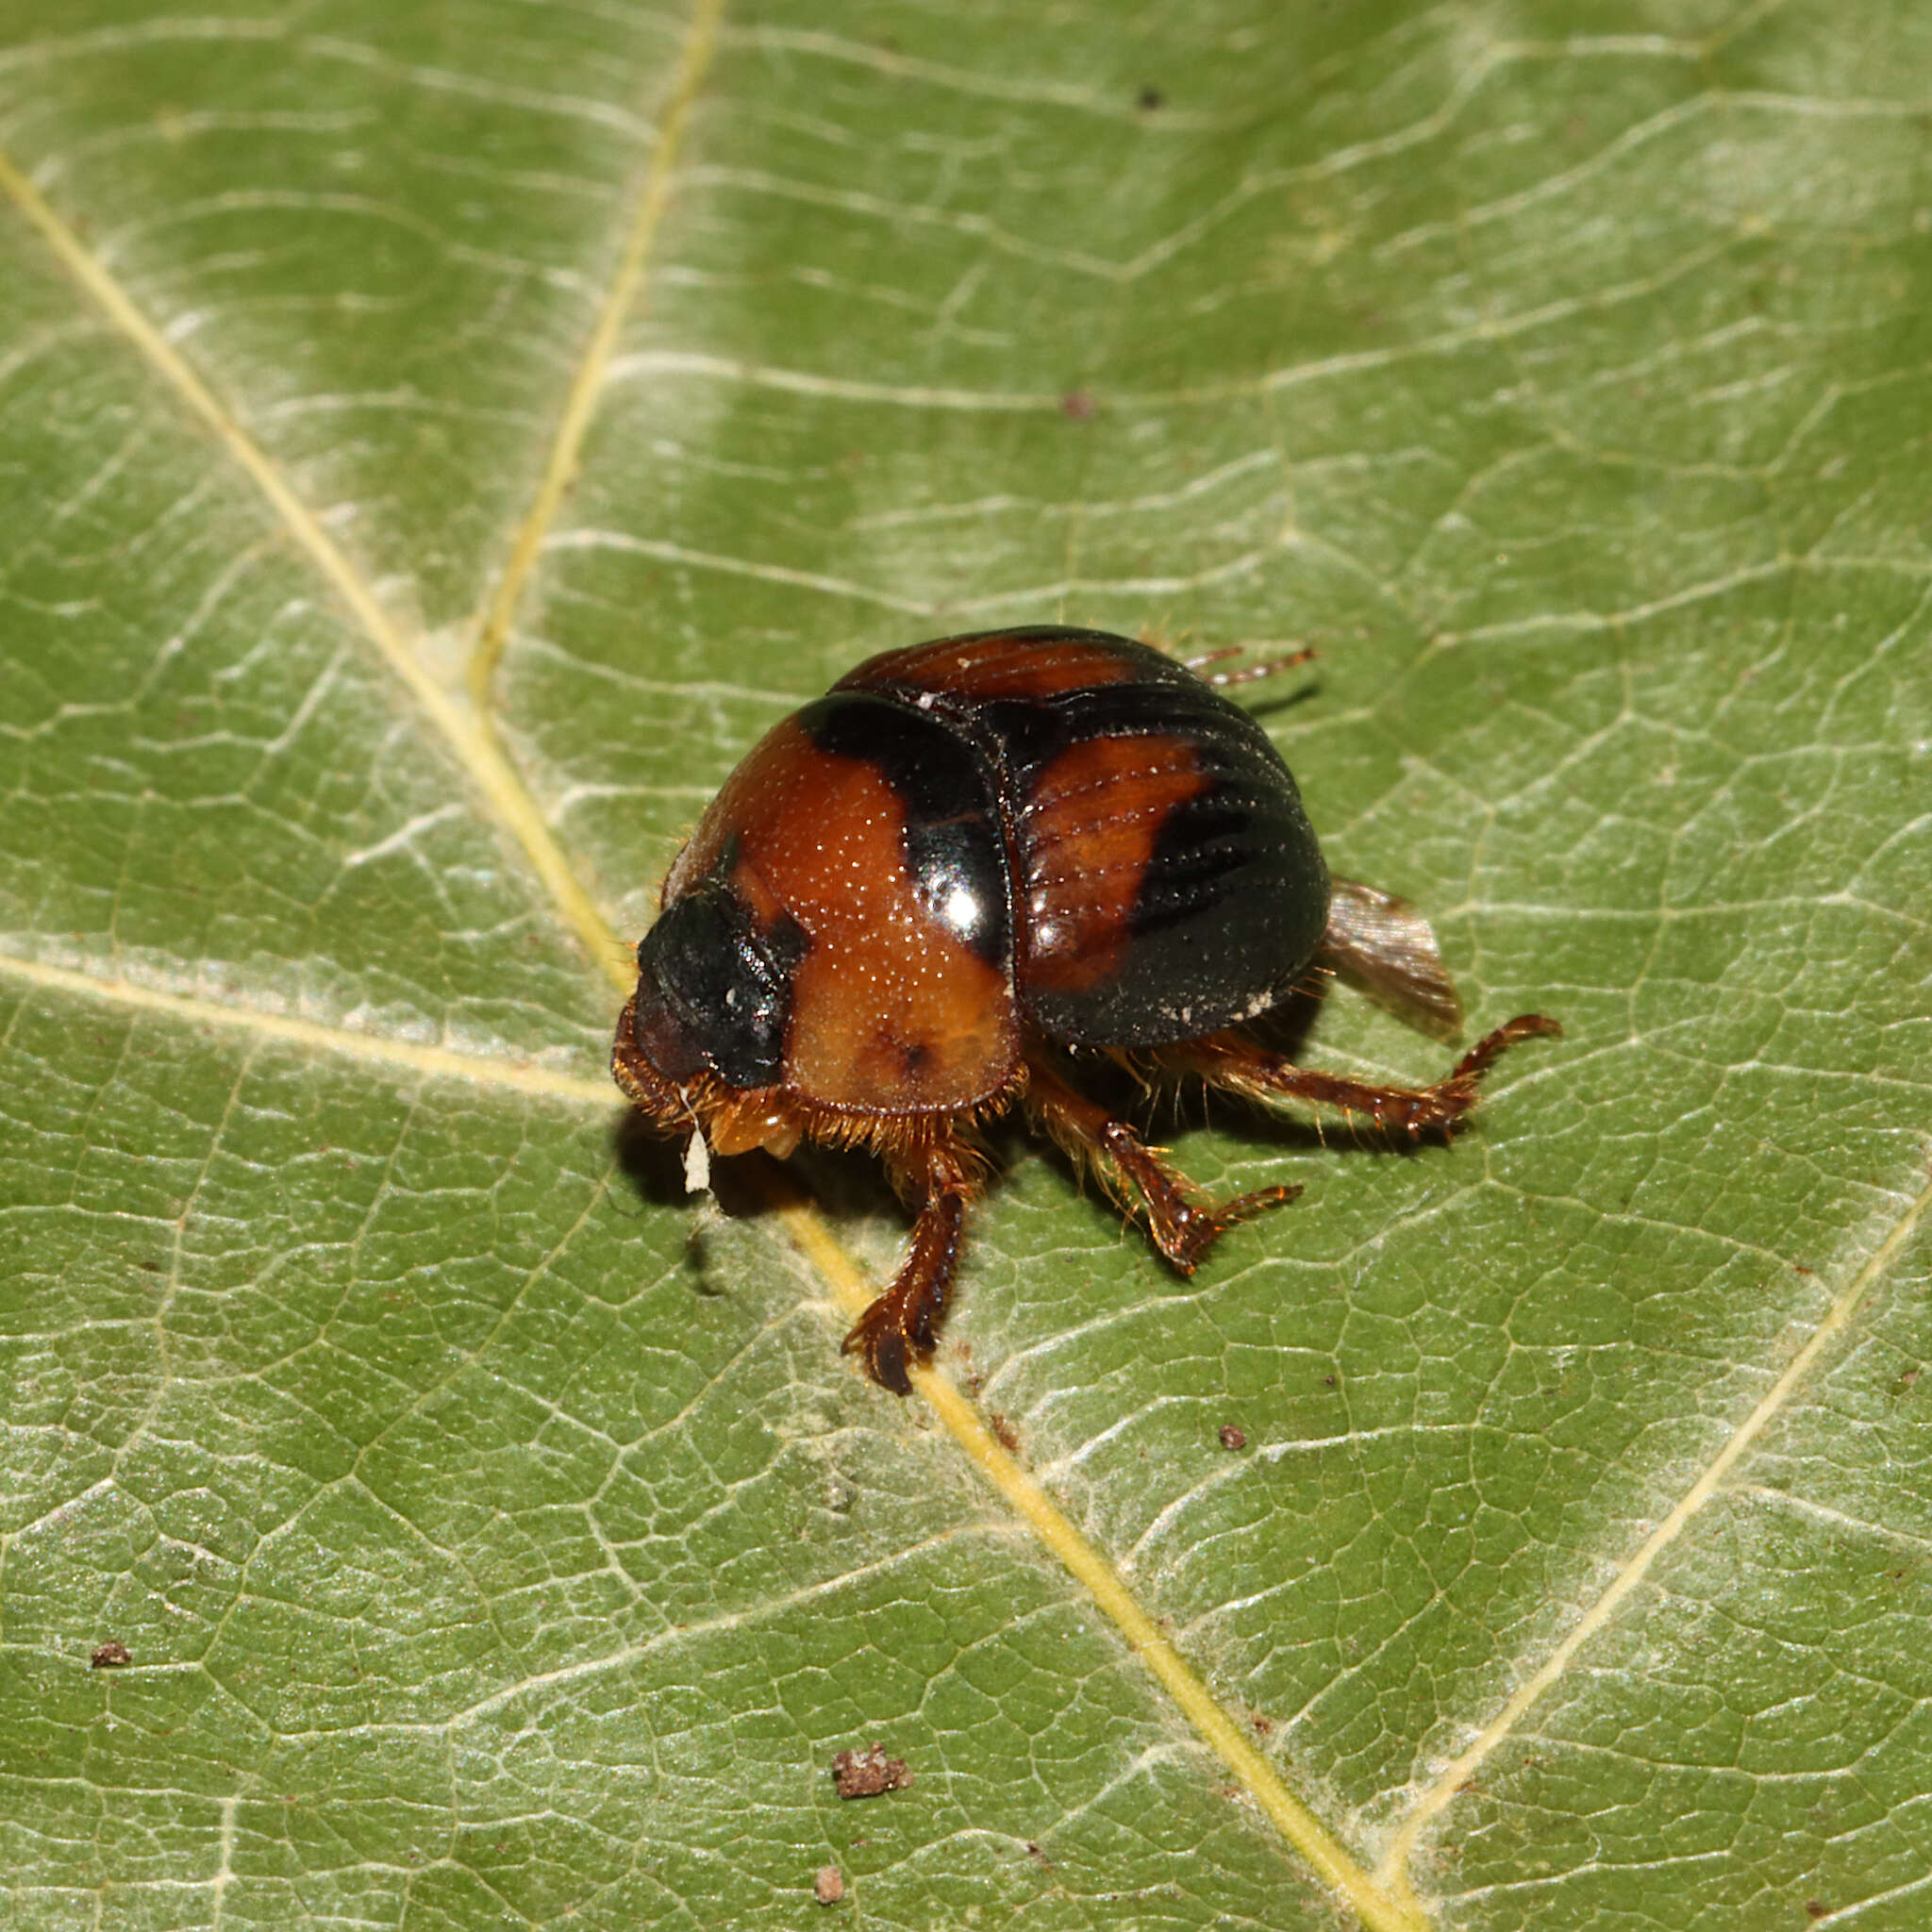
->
[613,627,1557,1393]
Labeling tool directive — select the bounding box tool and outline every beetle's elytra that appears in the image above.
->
[613,626,1557,1393]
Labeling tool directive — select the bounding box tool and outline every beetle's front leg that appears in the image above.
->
[841,1137,981,1395]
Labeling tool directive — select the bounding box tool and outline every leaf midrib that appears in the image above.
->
[0,37,1429,1914]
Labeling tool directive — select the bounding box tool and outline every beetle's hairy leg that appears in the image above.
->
[1177,1012,1561,1139]
[841,1138,981,1396]
[1024,1062,1300,1274]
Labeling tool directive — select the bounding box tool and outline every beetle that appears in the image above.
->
[613,626,1557,1394]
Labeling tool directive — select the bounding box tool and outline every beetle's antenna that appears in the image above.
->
[1183,644,1318,688]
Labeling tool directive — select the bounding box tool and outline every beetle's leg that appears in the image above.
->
[1176,1012,1561,1138]
[1024,1062,1301,1274]
[841,1137,980,1396]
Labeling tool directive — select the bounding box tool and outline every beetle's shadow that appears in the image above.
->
[611,1109,690,1210]
[615,1108,853,1215]
[609,1111,812,1267]
[1232,667,1324,724]
[784,1143,905,1224]
[610,1108,903,1298]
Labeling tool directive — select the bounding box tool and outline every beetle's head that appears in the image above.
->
[613,876,810,1159]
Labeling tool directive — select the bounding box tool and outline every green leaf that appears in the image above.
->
[4,4,1929,1929]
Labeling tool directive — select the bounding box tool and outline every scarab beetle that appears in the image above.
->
[613,627,1557,1393]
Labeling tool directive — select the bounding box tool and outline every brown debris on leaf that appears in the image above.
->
[831,1742,913,1799]
[814,1865,844,1905]
[90,1641,131,1669]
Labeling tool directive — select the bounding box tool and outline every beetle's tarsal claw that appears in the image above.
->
[1159,1181,1305,1273]
[864,1324,912,1397]
[842,1180,967,1394]
[841,1305,914,1396]
[1453,1012,1563,1084]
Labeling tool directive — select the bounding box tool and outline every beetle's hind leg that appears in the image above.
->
[1175,1012,1560,1139]
[842,1136,982,1395]
[1024,1061,1301,1274]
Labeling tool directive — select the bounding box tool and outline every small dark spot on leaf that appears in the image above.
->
[990,1412,1020,1453]
[1806,1905,1829,1922]
[91,1641,131,1669]
[1060,390,1095,420]
[1219,1424,1247,1451]
[1251,1713,1272,1736]
[1136,86,1164,111]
